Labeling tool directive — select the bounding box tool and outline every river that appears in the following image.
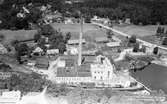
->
[131,63,167,93]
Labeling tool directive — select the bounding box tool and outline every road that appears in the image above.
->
[92,22,167,51]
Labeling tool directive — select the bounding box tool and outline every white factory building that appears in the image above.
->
[54,55,131,88]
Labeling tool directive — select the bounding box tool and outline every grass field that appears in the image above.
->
[0,29,37,44]
[51,23,107,40]
[114,25,167,37]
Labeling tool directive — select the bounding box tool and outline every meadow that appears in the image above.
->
[51,23,107,41]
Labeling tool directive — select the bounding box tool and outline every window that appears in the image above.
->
[94,76,96,79]
[100,76,103,80]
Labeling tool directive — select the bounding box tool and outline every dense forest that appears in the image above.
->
[75,0,167,25]
[0,0,167,30]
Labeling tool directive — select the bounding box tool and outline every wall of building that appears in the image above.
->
[55,77,92,84]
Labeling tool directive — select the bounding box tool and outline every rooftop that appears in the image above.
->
[57,55,93,77]
[57,64,91,77]
[95,37,109,43]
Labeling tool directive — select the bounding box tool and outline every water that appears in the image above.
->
[131,64,167,93]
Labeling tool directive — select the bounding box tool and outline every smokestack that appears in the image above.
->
[78,15,83,66]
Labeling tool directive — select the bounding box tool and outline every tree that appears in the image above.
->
[153,47,158,55]
[0,34,5,42]
[11,40,19,47]
[133,43,139,52]
[65,32,71,43]
[17,43,29,56]
[106,30,114,40]
[162,37,167,45]
[129,35,136,43]
[103,88,112,98]
[140,45,146,53]
[156,26,161,37]
[41,24,55,36]
[34,32,41,43]
[57,42,66,54]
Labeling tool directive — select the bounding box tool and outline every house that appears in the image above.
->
[65,18,74,24]
[106,42,120,47]
[125,18,131,24]
[35,58,49,70]
[0,72,12,80]
[0,90,21,104]
[33,47,44,56]
[47,49,59,55]
[44,11,63,23]
[68,39,86,45]
[95,37,109,43]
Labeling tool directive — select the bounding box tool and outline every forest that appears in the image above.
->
[0,0,167,30]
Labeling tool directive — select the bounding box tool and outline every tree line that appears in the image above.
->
[74,0,167,25]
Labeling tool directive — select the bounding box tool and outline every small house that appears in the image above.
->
[67,39,86,45]
[65,18,74,24]
[33,47,44,56]
[106,42,120,47]
[47,49,59,55]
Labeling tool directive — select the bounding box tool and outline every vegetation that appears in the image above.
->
[129,35,136,43]
[106,30,114,40]
[153,47,159,55]
[133,43,139,52]
[76,0,167,25]
[7,72,47,94]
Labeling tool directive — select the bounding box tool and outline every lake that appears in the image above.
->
[131,64,167,93]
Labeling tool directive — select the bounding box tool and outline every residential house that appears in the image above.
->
[47,49,59,55]
[95,37,109,43]
[33,47,44,56]
[106,42,120,48]
[67,39,86,45]
[0,90,21,104]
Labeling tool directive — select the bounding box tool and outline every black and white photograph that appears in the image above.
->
[0,0,167,104]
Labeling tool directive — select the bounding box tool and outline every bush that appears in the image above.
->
[129,35,136,43]
[153,47,158,55]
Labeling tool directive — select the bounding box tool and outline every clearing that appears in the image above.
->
[0,29,37,44]
[51,23,107,40]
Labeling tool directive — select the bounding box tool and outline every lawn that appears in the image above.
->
[0,29,37,44]
[114,25,167,37]
[51,23,107,40]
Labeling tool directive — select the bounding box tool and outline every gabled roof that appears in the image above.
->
[33,47,43,53]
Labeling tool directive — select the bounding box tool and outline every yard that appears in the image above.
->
[0,29,37,44]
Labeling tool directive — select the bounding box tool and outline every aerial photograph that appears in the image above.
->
[0,0,167,104]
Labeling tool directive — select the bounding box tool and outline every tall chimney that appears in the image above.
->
[78,15,83,66]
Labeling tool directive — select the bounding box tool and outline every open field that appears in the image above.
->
[114,25,167,37]
[51,23,107,40]
[0,30,37,44]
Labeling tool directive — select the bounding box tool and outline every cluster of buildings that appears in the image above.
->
[53,54,133,88]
